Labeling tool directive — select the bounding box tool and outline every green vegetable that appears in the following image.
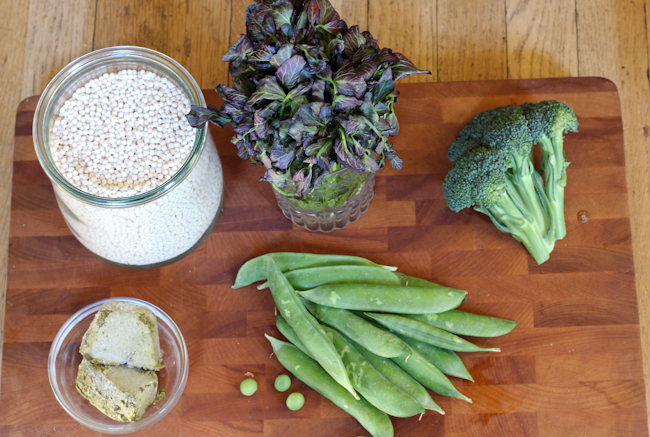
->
[407,310,517,337]
[354,341,444,414]
[275,168,371,211]
[299,284,466,314]
[258,265,401,290]
[303,300,409,358]
[321,325,425,418]
[522,101,578,240]
[233,253,396,289]
[395,274,446,288]
[186,0,431,206]
[266,256,357,399]
[398,335,473,381]
[266,335,393,437]
[240,378,257,396]
[286,392,305,411]
[234,251,517,432]
[366,313,501,353]
[275,374,291,392]
[392,344,472,403]
[276,313,313,359]
[443,102,577,264]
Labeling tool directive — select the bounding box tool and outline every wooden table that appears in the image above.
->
[2,0,650,432]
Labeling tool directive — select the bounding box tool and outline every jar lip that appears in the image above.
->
[33,45,207,208]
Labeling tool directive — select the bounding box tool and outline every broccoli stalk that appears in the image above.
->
[507,148,553,241]
[444,102,577,264]
[522,101,578,240]
[478,187,555,264]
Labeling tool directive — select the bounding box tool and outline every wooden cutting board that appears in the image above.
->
[3,78,647,437]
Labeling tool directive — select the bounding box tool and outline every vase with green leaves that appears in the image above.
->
[186,0,429,231]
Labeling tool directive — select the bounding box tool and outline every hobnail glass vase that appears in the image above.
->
[272,168,375,232]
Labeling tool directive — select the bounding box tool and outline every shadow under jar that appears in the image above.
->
[34,46,223,268]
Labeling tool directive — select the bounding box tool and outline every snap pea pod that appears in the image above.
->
[321,325,425,418]
[367,313,501,353]
[398,335,473,381]
[353,341,444,415]
[392,343,472,403]
[258,265,401,290]
[266,257,358,399]
[266,335,393,437]
[299,284,467,314]
[233,253,397,288]
[396,274,468,303]
[276,313,313,359]
[407,310,517,337]
[303,300,410,358]
[395,273,446,289]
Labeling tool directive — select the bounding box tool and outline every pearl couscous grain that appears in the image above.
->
[49,68,223,266]
[50,69,195,197]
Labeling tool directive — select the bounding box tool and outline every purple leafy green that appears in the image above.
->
[276,54,307,88]
[187,0,431,200]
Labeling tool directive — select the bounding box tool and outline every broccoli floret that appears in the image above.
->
[521,101,578,240]
[447,105,552,240]
[443,144,555,265]
[450,105,532,165]
[444,101,578,264]
[444,145,508,211]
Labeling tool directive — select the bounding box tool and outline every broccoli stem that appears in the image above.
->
[476,179,555,265]
[539,130,568,240]
[509,154,552,240]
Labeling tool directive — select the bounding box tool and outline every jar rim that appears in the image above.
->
[33,45,207,208]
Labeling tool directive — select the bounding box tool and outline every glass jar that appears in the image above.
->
[33,46,224,268]
[273,168,375,232]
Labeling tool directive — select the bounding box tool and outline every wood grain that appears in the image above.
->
[329,0,368,31]
[506,0,579,78]
[437,0,507,81]
[0,0,96,397]
[369,0,436,83]
[575,1,650,422]
[20,0,96,98]
[3,79,647,436]
[0,0,29,397]
[3,0,650,434]
[94,0,233,88]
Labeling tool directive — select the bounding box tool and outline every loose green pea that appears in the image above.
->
[240,378,257,396]
[286,392,305,411]
[275,374,291,392]
[266,257,358,399]
[266,335,393,437]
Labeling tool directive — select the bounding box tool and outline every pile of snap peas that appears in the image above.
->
[234,253,517,437]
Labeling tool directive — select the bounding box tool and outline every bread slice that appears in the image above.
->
[75,358,158,422]
[80,301,163,370]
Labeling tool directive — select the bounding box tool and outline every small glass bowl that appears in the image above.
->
[48,297,188,434]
